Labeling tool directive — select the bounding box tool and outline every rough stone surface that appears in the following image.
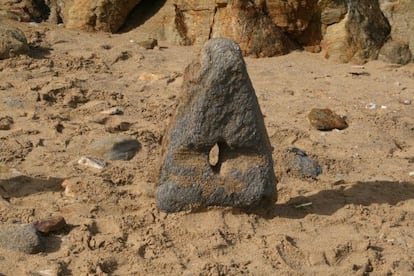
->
[33,216,67,233]
[0,0,47,22]
[65,0,141,32]
[157,38,277,212]
[125,0,295,57]
[0,224,43,254]
[380,0,414,59]
[91,136,140,160]
[284,148,322,179]
[0,25,29,59]
[308,108,348,131]
[379,40,412,65]
[319,0,347,25]
[321,0,391,63]
[266,0,321,49]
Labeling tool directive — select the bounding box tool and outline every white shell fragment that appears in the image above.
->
[100,107,123,115]
[78,156,106,170]
[365,102,377,109]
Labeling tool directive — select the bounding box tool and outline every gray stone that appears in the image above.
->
[0,224,43,254]
[157,38,277,212]
[284,148,322,179]
[91,136,140,160]
[321,0,391,63]
[0,25,29,59]
[379,40,412,65]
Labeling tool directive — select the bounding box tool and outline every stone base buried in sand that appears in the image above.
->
[156,38,277,212]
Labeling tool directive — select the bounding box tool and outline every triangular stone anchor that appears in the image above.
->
[157,38,277,212]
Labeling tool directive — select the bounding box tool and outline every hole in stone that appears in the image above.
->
[209,143,220,168]
[208,141,229,173]
[32,0,51,22]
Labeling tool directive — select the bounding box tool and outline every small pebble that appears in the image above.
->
[78,156,106,169]
[308,108,348,131]
[0,116,13,130]
[401,99,411,105]
[33,216,67,233]
[284,147,322,179]
[91,136,140,161]
[409,171,414,177]
[100,107,123,115]
[61,179,78,197]
[365,103,377,109]
[137,38,158,50]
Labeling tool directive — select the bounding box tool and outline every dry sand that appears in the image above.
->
[0,20,413,275]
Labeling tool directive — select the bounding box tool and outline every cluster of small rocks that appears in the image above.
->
[0,216,66,254]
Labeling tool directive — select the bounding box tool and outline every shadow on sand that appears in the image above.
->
[0,175,63,199]
[249,180,414,219]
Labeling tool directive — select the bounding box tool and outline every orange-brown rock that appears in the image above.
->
[65,0,141,32]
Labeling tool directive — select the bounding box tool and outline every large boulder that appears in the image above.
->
[321,0,391,63]
[64,0,141,32]
[157,38,277,212]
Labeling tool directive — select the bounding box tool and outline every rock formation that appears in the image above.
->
[1,0,412,63]
[321,0,391,63]
[64,0,142,32]
[157,38,277,212]
[0,25,29,59]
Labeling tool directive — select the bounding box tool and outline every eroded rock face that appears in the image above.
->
[321,0,391,63]
[163,0,294,57]
[64,0,141,32]
[157,38,277,212]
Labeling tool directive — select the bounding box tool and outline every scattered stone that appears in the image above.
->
[157,38,277,212]
[91,136,140,161]
[379,40,412,65]
[78,156,106,170]
[100,107,123,115]
[138,38,158,50]
[400,99,411,105]
[138,72,164,81]
[105,118,131,133]
[308,108,348,131]
[333,174,346,185]
[61,179,79,197]
[0,116,13,130]
[0,26,29,59]
[409,171,414,177]
[284,148,322,179]
[365,103,377,110]
[0,224,43,254]
[33,216,67,234]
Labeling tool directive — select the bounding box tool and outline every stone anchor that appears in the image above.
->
[157,38,277,212]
